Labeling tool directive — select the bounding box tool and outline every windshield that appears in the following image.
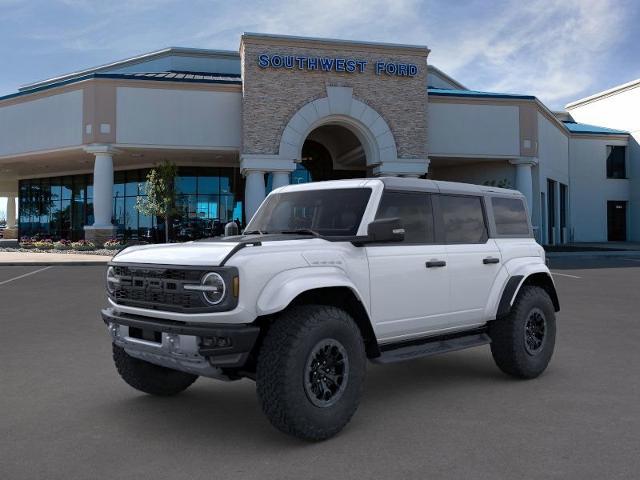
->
[245,188,372,237]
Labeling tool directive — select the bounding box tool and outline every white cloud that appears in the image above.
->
[421,0,631,107]
[4,0,635,109]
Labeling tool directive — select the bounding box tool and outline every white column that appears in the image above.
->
[241,154,295,223]
[89,148,115,227]
[6,195,16,229]
[244,170,266,222]
[271,171,290,190]
[510,158,538,215]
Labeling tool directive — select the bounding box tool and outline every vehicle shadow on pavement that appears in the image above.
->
[98,348,508,446]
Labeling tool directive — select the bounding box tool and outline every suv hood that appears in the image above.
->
[111,234,327,266]
[112,241,240,266]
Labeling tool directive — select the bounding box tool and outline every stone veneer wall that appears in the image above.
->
[241,36,429,161]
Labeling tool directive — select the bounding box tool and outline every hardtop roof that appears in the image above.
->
[274,177,523,197]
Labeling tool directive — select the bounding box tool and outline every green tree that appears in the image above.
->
[135,161,178,243]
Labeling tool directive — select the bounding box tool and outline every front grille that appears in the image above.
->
[111,265,212,312]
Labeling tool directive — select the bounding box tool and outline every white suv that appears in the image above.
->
[102,178,559,441]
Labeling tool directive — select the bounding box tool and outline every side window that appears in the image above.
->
[375,191,434,243]
[492,197,530,235]
[440,195,488,244]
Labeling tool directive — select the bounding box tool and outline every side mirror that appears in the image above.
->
[353,218,404,245]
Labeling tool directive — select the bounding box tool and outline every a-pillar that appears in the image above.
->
[241,154,295,222]
[509,158,538,215]
[84,145,118,246]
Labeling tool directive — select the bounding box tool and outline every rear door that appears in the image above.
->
[366,190,452,342]
[437,194,501,326]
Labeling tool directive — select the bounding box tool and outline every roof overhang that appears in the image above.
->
[565,78,640,109]
[19,47,240,93]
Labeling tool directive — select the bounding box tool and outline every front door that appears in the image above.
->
[366,191,451,342]
[607,201,627,241]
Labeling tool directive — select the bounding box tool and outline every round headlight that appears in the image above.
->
[106,266,119,295]
[201,272,225,305]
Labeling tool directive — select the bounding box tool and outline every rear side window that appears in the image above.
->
[375,191,434,243]
[440,195,488,244]
[491,197,530,235]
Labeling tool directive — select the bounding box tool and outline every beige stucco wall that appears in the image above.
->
[116,86,242,148]
[240,35,429,161]
[0,89,83,157]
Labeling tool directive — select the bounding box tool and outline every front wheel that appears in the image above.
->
[112,344,198,396]
[256,305,366,441]
[489,285,556,379]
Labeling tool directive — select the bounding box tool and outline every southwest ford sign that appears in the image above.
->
[257,54,418,77]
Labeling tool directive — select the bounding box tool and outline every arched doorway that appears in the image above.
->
[300,124,367,182]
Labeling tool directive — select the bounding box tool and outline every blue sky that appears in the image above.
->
[1,0,639,107]
[1,0,639,217]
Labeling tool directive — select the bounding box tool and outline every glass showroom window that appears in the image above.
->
[18,175,92,241]
[173,167,244,241]
[112,169,159,242]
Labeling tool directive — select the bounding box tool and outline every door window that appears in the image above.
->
[439,195,488,244]
[375,191,434,243]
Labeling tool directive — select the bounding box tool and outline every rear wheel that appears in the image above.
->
[489,286,556,379]
[112,344,198,396]
[256,305,366,441]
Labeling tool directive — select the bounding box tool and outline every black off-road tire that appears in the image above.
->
[489,285,556,379]
[256,305,367,441]
[112,344,198,396]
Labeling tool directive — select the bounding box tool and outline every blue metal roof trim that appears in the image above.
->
[428,87,536,100]
[562,121,628,135]
[0,72,242,102]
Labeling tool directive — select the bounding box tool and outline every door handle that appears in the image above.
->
[483,257,500,264]
[426,260,446,268]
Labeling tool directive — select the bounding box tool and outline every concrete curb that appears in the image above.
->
[546,250,640,258]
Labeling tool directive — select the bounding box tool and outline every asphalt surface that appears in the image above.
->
[1,257,639,480]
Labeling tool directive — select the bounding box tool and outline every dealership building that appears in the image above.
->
[0,33,637,244]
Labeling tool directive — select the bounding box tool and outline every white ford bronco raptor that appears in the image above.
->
[102,178,559,441]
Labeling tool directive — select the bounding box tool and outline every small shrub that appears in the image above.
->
[103,238,125,250]
[71,240,96,251]
[20,236,35,249]
[33,239,54,250]
[54,239,73,251]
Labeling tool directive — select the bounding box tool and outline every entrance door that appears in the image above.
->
[366,191,451,342]
[607,201,627,241]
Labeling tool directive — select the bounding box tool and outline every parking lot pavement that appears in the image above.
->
[1,258,639,480]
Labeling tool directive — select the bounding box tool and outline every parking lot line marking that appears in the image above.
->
[551,271,581,279]
[0,266,52,287]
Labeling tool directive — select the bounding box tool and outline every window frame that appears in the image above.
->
[434,193,490,245]
[371,189,437,245]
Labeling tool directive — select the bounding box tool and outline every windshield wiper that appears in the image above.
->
[243,230,268,235]
[279,229,321,237]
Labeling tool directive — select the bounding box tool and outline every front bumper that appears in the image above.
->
[101,308,260,377]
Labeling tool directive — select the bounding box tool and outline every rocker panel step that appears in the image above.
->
[373,331,491,364]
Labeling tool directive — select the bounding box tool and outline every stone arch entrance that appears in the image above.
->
[241,86,428,220]
[278,86,398,170]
